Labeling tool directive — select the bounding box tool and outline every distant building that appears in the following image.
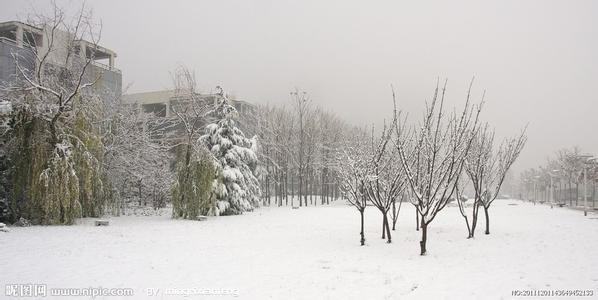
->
[122,90,256,142]
[0,20,122,98]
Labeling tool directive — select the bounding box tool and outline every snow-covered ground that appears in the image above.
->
[1,200,597,299]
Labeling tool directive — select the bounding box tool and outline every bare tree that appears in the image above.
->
[102,99,172,214]
[337,128,369,246]
[291,88,312,207]
[390,193,405,231]
[461,124,494,238]
[556,147,584,207]
[468,127,527,235]
[363,123,408,243]
[394,80,481,255]
[3,4,104,149]
[454,176,474,238]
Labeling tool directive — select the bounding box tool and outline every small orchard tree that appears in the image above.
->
[394,80,481,255]
[460,124,494,238]
[454,175,475,238]
[465,125,526,235]
[200,87,261,215]
[390,193,405,231]
[363,123,408,243]
[337,127,369,246]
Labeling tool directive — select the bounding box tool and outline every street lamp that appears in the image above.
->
[522,178,531,202]
[534,175,541,205]
[578,154,596,216]
[548,169,560,209]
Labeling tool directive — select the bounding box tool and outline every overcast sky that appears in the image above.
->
[2,0,597,172]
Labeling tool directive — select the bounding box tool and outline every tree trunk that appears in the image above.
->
[415,208,420,231]
[420,218,427,255]
[464,215,473,239]
[309,170,313,205]
[392,200,397,230]
[359,209,365,246]
[382,213,386,239]
[569,181,572,206]
[483,205,490,235]
[292,175,296,207]
[575,183,579,206]
[384,213,392,243]
[471,199,480,238]
[285,170,288,206]
[138,182,142,206]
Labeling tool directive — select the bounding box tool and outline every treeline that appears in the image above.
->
[248,90,353,207]
[519,146,597,212]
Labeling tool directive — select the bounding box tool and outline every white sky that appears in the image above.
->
[2,0,597,172]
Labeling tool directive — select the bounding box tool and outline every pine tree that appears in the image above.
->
[201,87,261,215]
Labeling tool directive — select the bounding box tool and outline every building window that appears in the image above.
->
[142,103,167,117]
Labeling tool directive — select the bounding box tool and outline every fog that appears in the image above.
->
[2,0,597,172]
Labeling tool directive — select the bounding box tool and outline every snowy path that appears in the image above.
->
[1,200,597,299]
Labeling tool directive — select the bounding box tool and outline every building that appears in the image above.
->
[0,20,121,98]
[122,90,257,142]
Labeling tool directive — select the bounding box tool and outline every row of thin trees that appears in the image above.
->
[248,90,351,207]
[519,146,597,211]
[338,80,527,255]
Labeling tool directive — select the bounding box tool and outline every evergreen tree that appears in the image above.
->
[201,87,261,215]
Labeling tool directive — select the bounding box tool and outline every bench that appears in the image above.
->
[94,220,109,226]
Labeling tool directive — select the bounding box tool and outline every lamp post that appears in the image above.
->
[522,178,530,202]
[548,169,560,209]
[533,175,540,205]
[578,155,596,217]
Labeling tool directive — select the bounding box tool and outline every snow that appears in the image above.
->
[1,200,597,299]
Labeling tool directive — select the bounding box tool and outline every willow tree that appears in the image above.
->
[169,66,214,219]
[0,4,108,224]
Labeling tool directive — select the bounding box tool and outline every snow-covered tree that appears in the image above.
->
[102,100,173,214]
[393,80,481,255]
[464,123,526,235]
[169,66,214,219]
[363,123,408,243]
[290,88,313,207]
[0,4,109,224]
[556,147,585,206]
[201,87,261,215]
[337,127,369,246]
